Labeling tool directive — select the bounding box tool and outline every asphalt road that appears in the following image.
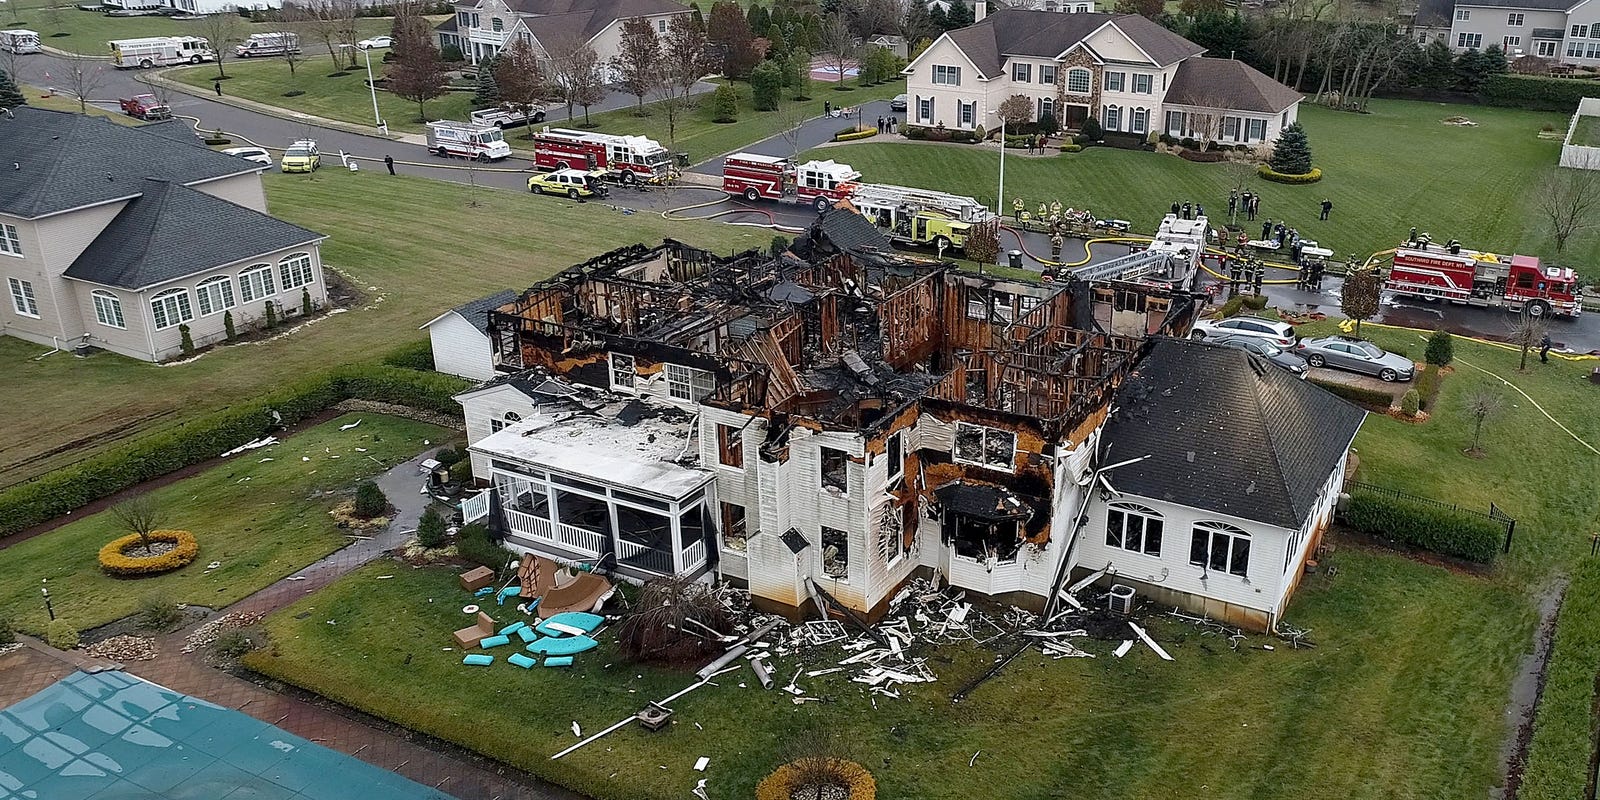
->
[14,50,1600,351]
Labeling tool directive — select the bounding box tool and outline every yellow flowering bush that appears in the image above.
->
[97,530,199,576]
[755,758,875,800]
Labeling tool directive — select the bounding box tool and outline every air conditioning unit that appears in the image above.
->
[1107,583,1136,615]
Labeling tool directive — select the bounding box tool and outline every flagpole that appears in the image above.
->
[997,117,1006,219]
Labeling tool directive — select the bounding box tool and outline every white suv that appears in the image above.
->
[1189,316,1298,348]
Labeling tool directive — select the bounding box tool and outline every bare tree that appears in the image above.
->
[388,4,446,122]
[301,0,344,68]
[776,99,810,158]
[547,37,603,124]
[661,14,711,101]
[1462,387,1504,455]
[111,496,168,555]
[333,0,363,68]
[196,11,246,79]
[280,6,309,76]
[494,36,548,135]
[818,12,856,87]
[58,54,107,113]
[1506,304,1549,371]
[996,93,1031,128]
[1340,266,1382,334]
[1535,157,1600,256]
[615,16,662,113]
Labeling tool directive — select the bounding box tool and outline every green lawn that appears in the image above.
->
[0,168,749,488]
[169,50,472,134]
[821,100,1597,280]
[0,413,446,636]
[1570,115,1600,148]
[0,2,396,56]
[21,83,137,122]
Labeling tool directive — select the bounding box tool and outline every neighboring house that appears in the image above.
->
[1,108,327,363]
[1445,0,1600,63]
[997,0,1097,12]
[445,237,1363,630]
[422,289,517,381]
[869,33,909,59]
[902,8,1302,145]
[1407,0,1458,44]
[438,0,692,73]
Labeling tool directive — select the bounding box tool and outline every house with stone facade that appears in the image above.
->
[0,108,327,363]
[902,8,1302,145]
[436,0,691,78]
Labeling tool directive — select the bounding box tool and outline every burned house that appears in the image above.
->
[455,239,1360,630]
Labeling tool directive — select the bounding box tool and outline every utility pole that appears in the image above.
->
[997,117,1006,219]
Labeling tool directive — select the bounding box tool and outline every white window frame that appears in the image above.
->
[932,64,961,85]
[1103,104,1121,131]
[1503,35,1520,48]
[1190,521,1251,577]
[195,275,236,317]
[1507,12,1523,25]
[239,265,275,303]
[1133,73,1152,94]
[1246,118,1267,142]
[92,290,125,329]
[1065,67,1090,94]
[1104,70,1125,92]
[0,223,20,257]
[1457,32,1482,48]
[959,100,974,127]
[1039,64,1057,85]
[1105,502,1163,556]
[1455,8,1469,20]
[609,351,636,391]
[1131,107,1148,134]
[665,363,714,402]
[8,276,38,317]
[657,18,666,32]
[1038,96,1054,122]
[917,96,933,123]
[150,288,193,330]
[277,252,315,291]
[1573,24,1589,38]
[951,422,1016,471]
[1011,61,1031,82]
[1537,40,1558,56]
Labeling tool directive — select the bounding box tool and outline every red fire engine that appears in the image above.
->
[1386,239,1581,319]
[721,153,861,212]
[531,128,673,184]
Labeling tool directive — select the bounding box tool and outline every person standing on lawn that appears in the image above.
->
[1540,334,1553,363]
[1320,198,1333,220]
[384,155,395,175]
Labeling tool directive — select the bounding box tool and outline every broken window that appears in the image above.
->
[1018,294,1041,317]
[1105,502,1163,557]
[821,526,849,578]
[820,447,848,492]
[963,368,988,404]
[1190,521,1251,577]
[666,363,716,402]
[876,501,904,566]
[952,423,1016,471]
[489,411,521,434]
[717,424,744,468]
[679,505,707,556]
[965,287,987,320]
[721,502,747,551]
[991,290,1015,322]
[950,513,1020,562]
[495,473,551,519]
[610,352,636,391]
[885,431,903,485]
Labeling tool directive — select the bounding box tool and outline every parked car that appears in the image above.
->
[470,105,547,129]
[279,140,321,173]
[529,168,608,199]
[890,94,907,112]
[221,146,272,165]
[1212,335,1307,377]
[1296,336,1416,382]
[118,94,170,120]
[1189,316,1298,348]
[356,35,392,50]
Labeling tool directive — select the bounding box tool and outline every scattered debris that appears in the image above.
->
[340,419,363,431]
[85,635,157,662]
[221,436,278,458]
[1128,622,1174,661]
[694,757,709,772]
[183,611,264,653]
[1113,640,1134,658]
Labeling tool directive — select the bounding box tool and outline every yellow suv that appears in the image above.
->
[279,140,321,173]
[528,168,608,199]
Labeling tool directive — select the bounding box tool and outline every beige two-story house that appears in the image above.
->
[903,8,1302,145]
[1,108,327,362]
[1445,0,1600,64]
[437,0,690,78]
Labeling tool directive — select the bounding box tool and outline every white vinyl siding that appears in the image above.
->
[8,277,38,317]
[0,224,20,257]
[195,276,236,316]
[278,252,314,290]
[239,265,275,302]
[92,290,125,328]
[150,288,193,330]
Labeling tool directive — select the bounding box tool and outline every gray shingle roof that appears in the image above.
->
[1458,0,1581,9]
[1101,338,1365,529]
[452,289,518,328]
[63,179,323,290]
[0,107,258,220]
[1412,0,1457,26]
[509,0,688,44]
[816,206,893,255]
[943,9,1204,78]
[1165,57,1303,114]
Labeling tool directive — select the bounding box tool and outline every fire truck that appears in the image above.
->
[425,121,513,161]
[1386,240,1581,318]
[531,128,673,184]
[721,153,860,212]
[847,184,997,252]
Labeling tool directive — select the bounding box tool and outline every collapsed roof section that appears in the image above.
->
[485,238,1199,441]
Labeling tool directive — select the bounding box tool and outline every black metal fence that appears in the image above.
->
[1346,480,1518,553]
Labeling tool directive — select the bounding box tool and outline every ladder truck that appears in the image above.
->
[721,154,861,212]
[1387,239,1581,318]
[531,128,674,184]
[846,183,997,252]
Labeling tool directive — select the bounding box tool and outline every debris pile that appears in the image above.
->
[85,635,157,662]
[183,611,264,653]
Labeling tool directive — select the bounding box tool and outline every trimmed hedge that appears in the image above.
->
[1258,165,1323,184]
[833,128,878,142]
[380,339,436,371]
[99,530,200,575]
[1415,365,1443,410]
[1341,491,1501,563]
[1309,378,1394,409]
[1059,144,1083,153]
[1480,73,1600,112]
[0,366,468,538]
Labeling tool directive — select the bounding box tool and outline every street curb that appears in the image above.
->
[143,71,410,144]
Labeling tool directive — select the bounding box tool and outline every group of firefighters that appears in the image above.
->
[1010,198,1108,262]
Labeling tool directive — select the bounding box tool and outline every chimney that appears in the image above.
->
[975,0,987,22]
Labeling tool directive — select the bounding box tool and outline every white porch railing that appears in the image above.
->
[682,538,707,572]
[461,491,490,524]
[502,511,606,557]
[552,522,606,556]
[503,508,553,541]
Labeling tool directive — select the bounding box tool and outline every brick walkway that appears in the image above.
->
[0,450,584,800]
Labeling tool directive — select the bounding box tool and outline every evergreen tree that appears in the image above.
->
[178,324,194,356]
[944,0,973,28]
[223,310,236,342]
[747,4,770,34]
[1453,48,1489,92]
[766,25,788,59]
[751,60,783,109]
[1480,44,1508,77]
[926,3,947,30]
[417,507,447,548]
[1425,329,1455,367]
[1268,122,1312,174]
[473,57,501,108]
[1422,39,1455,90]
[711,82,739,122]
[0,69,26,111]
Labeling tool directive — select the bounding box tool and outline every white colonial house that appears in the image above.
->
[436,0,692,76]
[902,7,1303,145]
[1441,0,1600,64]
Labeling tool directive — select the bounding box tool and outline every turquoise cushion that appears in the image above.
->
[544,656,574,668]
[526,635,599,656]
[537,612,605,637]
[507,652,537,669]
[463,654,494,666]
[479,635,511,649]
[516,626,540,643]
[499,621,527,636]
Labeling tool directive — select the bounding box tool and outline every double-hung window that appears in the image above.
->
[150,288,193,330]
[665,363,715,402]
[1245,118,1267,141]
[1104,70,1125,92]
[278,252,314,290]
[932,64,961,85]
[8,277,38,317]
[0,224,20,257]
[195,276,235,316]
[1039,64,1057,84]
[1507,12,1523,25]
[1012,62,1031,82]
[1133,73,1152,93]
[239,265,275,303]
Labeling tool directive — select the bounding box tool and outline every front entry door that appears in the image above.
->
[1062,104,1088,130]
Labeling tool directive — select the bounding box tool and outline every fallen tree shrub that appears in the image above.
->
[1341,491,1501,563]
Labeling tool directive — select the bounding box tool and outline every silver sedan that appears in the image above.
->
[1296,336,1416,382]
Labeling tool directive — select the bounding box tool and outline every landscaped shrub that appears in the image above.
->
[98,530,200,576]
[1179,137,1198,149]
[380,339,435,371]
[756,759,875,800]
[301,287,312,315]
[178,324,194,356]
[137,595,183,631]
[440,43,464,63]
[1241,295,1269,310]
[416,507,447,548]
[264,301,277,329]
[903,125,929,140]
[46,620,79,651]
[456,522,512,570]
[1216,296,1245,318]
[1080,117,1102,141]
[1309,378,1394,409]
[710,84,738,123]
[212,630,254,658]
[1341,491,1501,563]
[1401,389,1421,417]
[448,458,474,485]
[834,128,877,142]
[0,615,14,645]
[1060,143,1082,153]
[1480,73,1600,112]
[1415,365,1443,410]
[0,366,468,538]
[282,90,305,97]
[1258,165,1323,184]
[1425,329,1455,366]
[223,311,236,342]
[353,481,388,518]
